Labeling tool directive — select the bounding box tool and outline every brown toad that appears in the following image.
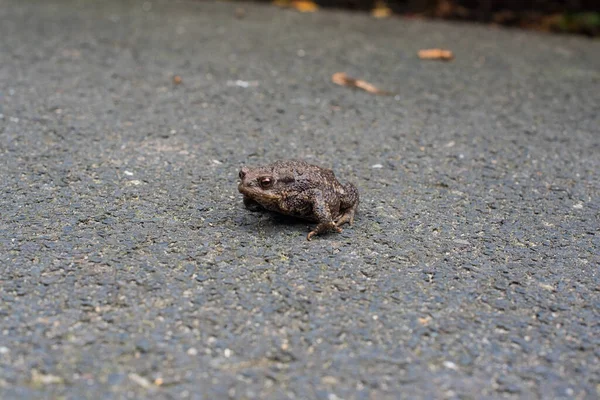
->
[238,160,359,240]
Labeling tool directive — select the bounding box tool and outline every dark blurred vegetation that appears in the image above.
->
[382,0,600,36]
[255,0,600,36]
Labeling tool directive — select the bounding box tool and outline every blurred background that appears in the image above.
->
[239,0,600,36]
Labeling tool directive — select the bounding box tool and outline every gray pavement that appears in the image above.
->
[1,0,599,398]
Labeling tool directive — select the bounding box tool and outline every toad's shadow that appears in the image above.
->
[270,213,312,227]
[236,209,313,236]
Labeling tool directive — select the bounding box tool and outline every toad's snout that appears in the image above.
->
[238,167,249,180]
[238,167,249,193]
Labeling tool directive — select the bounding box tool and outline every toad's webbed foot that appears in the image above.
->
[307,221,342,241]
[335,204,357,228]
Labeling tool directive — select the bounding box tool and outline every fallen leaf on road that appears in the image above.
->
[332,72,391,95]
[274,0,319,12]
[172,75,182,85]
[293,1,318,12]
[418,49,454,61]
[234,7,246,19]
[371,1,392,18]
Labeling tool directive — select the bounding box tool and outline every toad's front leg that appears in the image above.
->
[243,196,264,212]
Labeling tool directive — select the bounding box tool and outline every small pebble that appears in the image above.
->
[129,373,151,389]
[187,347,198,356]
[443,361,458,370]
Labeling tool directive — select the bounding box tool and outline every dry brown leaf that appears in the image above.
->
[418,316,432,326]
[433,0,454,18]
[332,72,391,95]
[172,75,182,85]
[234,7,246,19]
[371,1,392,18]
[418,49,454,61]
[293,1,318,12]
[274,0,317,12]
[274,0,318,12]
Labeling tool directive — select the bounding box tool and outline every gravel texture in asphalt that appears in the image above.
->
[0,0,599,398]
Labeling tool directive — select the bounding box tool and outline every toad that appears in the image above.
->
[238,160,359,240]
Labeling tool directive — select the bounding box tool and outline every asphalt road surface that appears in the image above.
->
[1,0,599,399]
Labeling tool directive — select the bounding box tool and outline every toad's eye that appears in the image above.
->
[258,177,273,189]
[239,170,246,179]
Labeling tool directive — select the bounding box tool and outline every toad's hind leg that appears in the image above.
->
[307,220,341,241]
[299,189,342,240]
[335,183,359,227]
[335,202,357,227]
